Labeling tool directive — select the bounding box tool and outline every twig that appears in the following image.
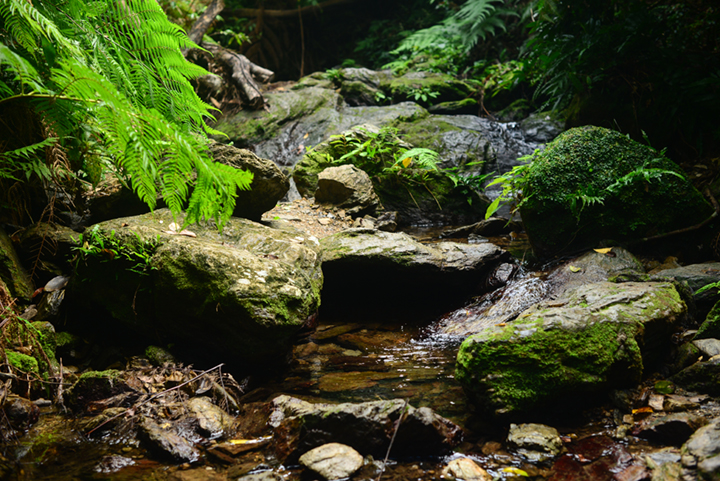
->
[376,398,409,481]
[85,363,224,436]
[638,187,720,243]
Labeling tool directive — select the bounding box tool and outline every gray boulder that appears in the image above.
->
[651,262,720,317]
[507,423,564,462]
[682,416,720,480]
[209,142,289,221]
[299,443,363,480]
[269,395,462,461]
[456,281,686,417]
[315,164,380,216]
[319,228,509,319]
[68,209,323,363]
[440,247,644,336]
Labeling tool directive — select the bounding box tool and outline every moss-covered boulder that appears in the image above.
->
[456,281,686,418]
[380,71,474,106]
[518,126,713,257]
[440,246,645,337]
[696,300,720,340]
[65,370,131,410]
[68,209,323,364]
[292,124,489,226]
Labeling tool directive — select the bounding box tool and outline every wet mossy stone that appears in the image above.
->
[696,299,720,340]
[68,209,324,364]
[65,370,130,408]
[456,281,686,418]
[293,124,489,226]
[7,351,39,375]
[519,126,713,258]
[380,71,474,106]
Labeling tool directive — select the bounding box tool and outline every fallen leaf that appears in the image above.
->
[501,467,528,476]
[402,157,412,168]
[303,132,309,139]
[632,406,653,414]
[569,265,582,272]
[594,247,613,254]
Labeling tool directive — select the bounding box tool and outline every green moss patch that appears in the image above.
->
[455,281,686,417]
[519,126,713,257]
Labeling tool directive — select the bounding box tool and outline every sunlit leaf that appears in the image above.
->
[502,467,529,476]
[569,265,581,272]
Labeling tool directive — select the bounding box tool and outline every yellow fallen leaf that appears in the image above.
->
[502,467,529,476]
[594,247,612,254]
[632,406,653,414]
[569,265,582,272]
[402,157,412,168]
[229,436,271,445]
[229,439,253,445]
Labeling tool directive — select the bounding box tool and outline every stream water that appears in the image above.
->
[5,233,704,481]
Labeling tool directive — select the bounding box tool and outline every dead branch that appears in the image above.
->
[187,0,225,45]
[202,43,274,109]
[639,187,720,243]
[230,0,355,19]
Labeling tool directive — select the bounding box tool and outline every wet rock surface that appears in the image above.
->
[507,423,564,462]
[682,417,720,480]
[298,443,363,480]
[456,281,686,417]
[269,395,462,461]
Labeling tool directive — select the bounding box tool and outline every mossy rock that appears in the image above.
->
[696,298,720,340]
[7,351,39,375]
[396,116,492,171]
[519,126,713,258]
[380,71,474,106]
[68,209,324,364]
[65,370,130,408]
[456,281,686,418]
[292,124,488,226]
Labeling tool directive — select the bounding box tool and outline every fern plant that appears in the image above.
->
[393,0,517,56]
[0,0,252,229]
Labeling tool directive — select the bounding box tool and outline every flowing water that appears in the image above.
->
[5,232,702,480]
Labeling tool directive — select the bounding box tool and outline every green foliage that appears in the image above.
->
[0,0,253,229]
[484,162,530,218]
[408,86,440,104]
[524,0,720,158]
[446,163,495,206]
[73,225,159,276]
[395,0,515,55]
[323,68,345,85]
